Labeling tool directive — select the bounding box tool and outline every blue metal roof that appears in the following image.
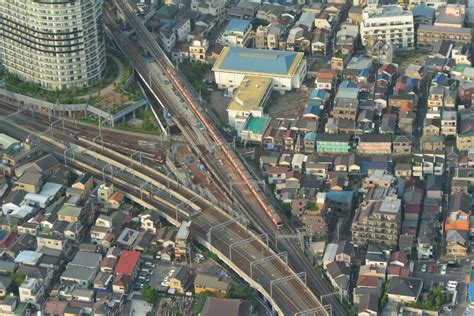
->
[339,80,357,89]
[303,106,321,117]
[412,4,436,19]
[359,68,369,78]
[309,88,328,100]
[225,19,251,33]
[433,73,448,85]
[377,73,391,82]
[304,132,316,141]
[265,0,293,6]
[360,161,369,175]
[307,99,323,107]
[217,47,299,75]
[326,190,353,205]
[470,281,474,303]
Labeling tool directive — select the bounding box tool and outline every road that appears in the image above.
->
[106,2,348,315]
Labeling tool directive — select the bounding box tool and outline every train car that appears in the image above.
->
[165,66,284,230]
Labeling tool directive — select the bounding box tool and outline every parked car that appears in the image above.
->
[194,254,205,263]
[442,306,453,312]
[441,264,447,275]
[144,262,156,268]
[138,276,150,283]
[427,263,434,273]
[421,264,427,273]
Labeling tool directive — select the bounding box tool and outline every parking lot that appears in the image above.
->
[138,249,226,293]
[411,260,469,315]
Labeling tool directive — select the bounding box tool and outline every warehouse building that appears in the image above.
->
[212,47,306,92]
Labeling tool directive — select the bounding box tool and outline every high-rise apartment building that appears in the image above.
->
[360,5,415,50]
[352,196,402,247]
[0,0,107,90]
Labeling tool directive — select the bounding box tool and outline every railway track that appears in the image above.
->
[0,104,324,315]
[105,1,348,314]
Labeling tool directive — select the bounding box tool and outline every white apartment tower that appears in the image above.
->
[360,5,415,50]
[0,0,107,90]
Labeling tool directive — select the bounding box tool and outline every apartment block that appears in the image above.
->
[417,24,473,48]
[0,0,106,90]
[217,19,252,47]
[352,197,402,248]
[360,5,415,50]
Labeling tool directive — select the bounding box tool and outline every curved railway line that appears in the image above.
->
[0,102,326,315]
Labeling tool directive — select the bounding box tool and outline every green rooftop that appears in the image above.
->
[454,64,467,73]
[242,117,270,134]
[157,5,178,17]
[58,205,83,217]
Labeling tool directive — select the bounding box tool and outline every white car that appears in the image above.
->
[144,262,156,268]
[443,306,453,312]
[421,264,427,273]
[161,281,170,287]
[441,265,447,275]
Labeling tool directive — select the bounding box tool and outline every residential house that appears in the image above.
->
[315,68,337,91]
[326,261,351,296]
[170,266,194,294]
[394,163,412,178]
[416,220,439,260]
[441,110,457,137]
[200,297,253,316]
[393,135,413,155]
[114,251,140,277]
[421,134,445,151]
[112,274,131,294]
[386,277,423,303]
[107,192,124,210]
[191,0,225,19]
[218,19,252,47]
[358,134,392,155]
[139,211,161,234]
[446,230,468,257]
[175,221,192,262]
[335,240,354,265]
[316,134,351,154]
[14,172,42,194]
[194,273,231,297]
[189,36,209,63]
[19,277,44,305]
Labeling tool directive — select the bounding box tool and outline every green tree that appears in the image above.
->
[10,273,25,295]
[141,285,158,304]
[193,291,212,315]
[280,203,292,219]
[227,284,256,300]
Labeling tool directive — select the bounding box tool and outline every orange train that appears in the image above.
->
[165,67,283,229]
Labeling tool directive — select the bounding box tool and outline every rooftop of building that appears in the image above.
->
[115,251,140,275]
[176,221,191,240]
[364,5,412,19]
[242,116,271,134]
[227,76,273,112]
[224,19,251,33]
[412,4,436,18]
[194,273,231,291]
[418,23,472,34]
[213,47,304,76]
